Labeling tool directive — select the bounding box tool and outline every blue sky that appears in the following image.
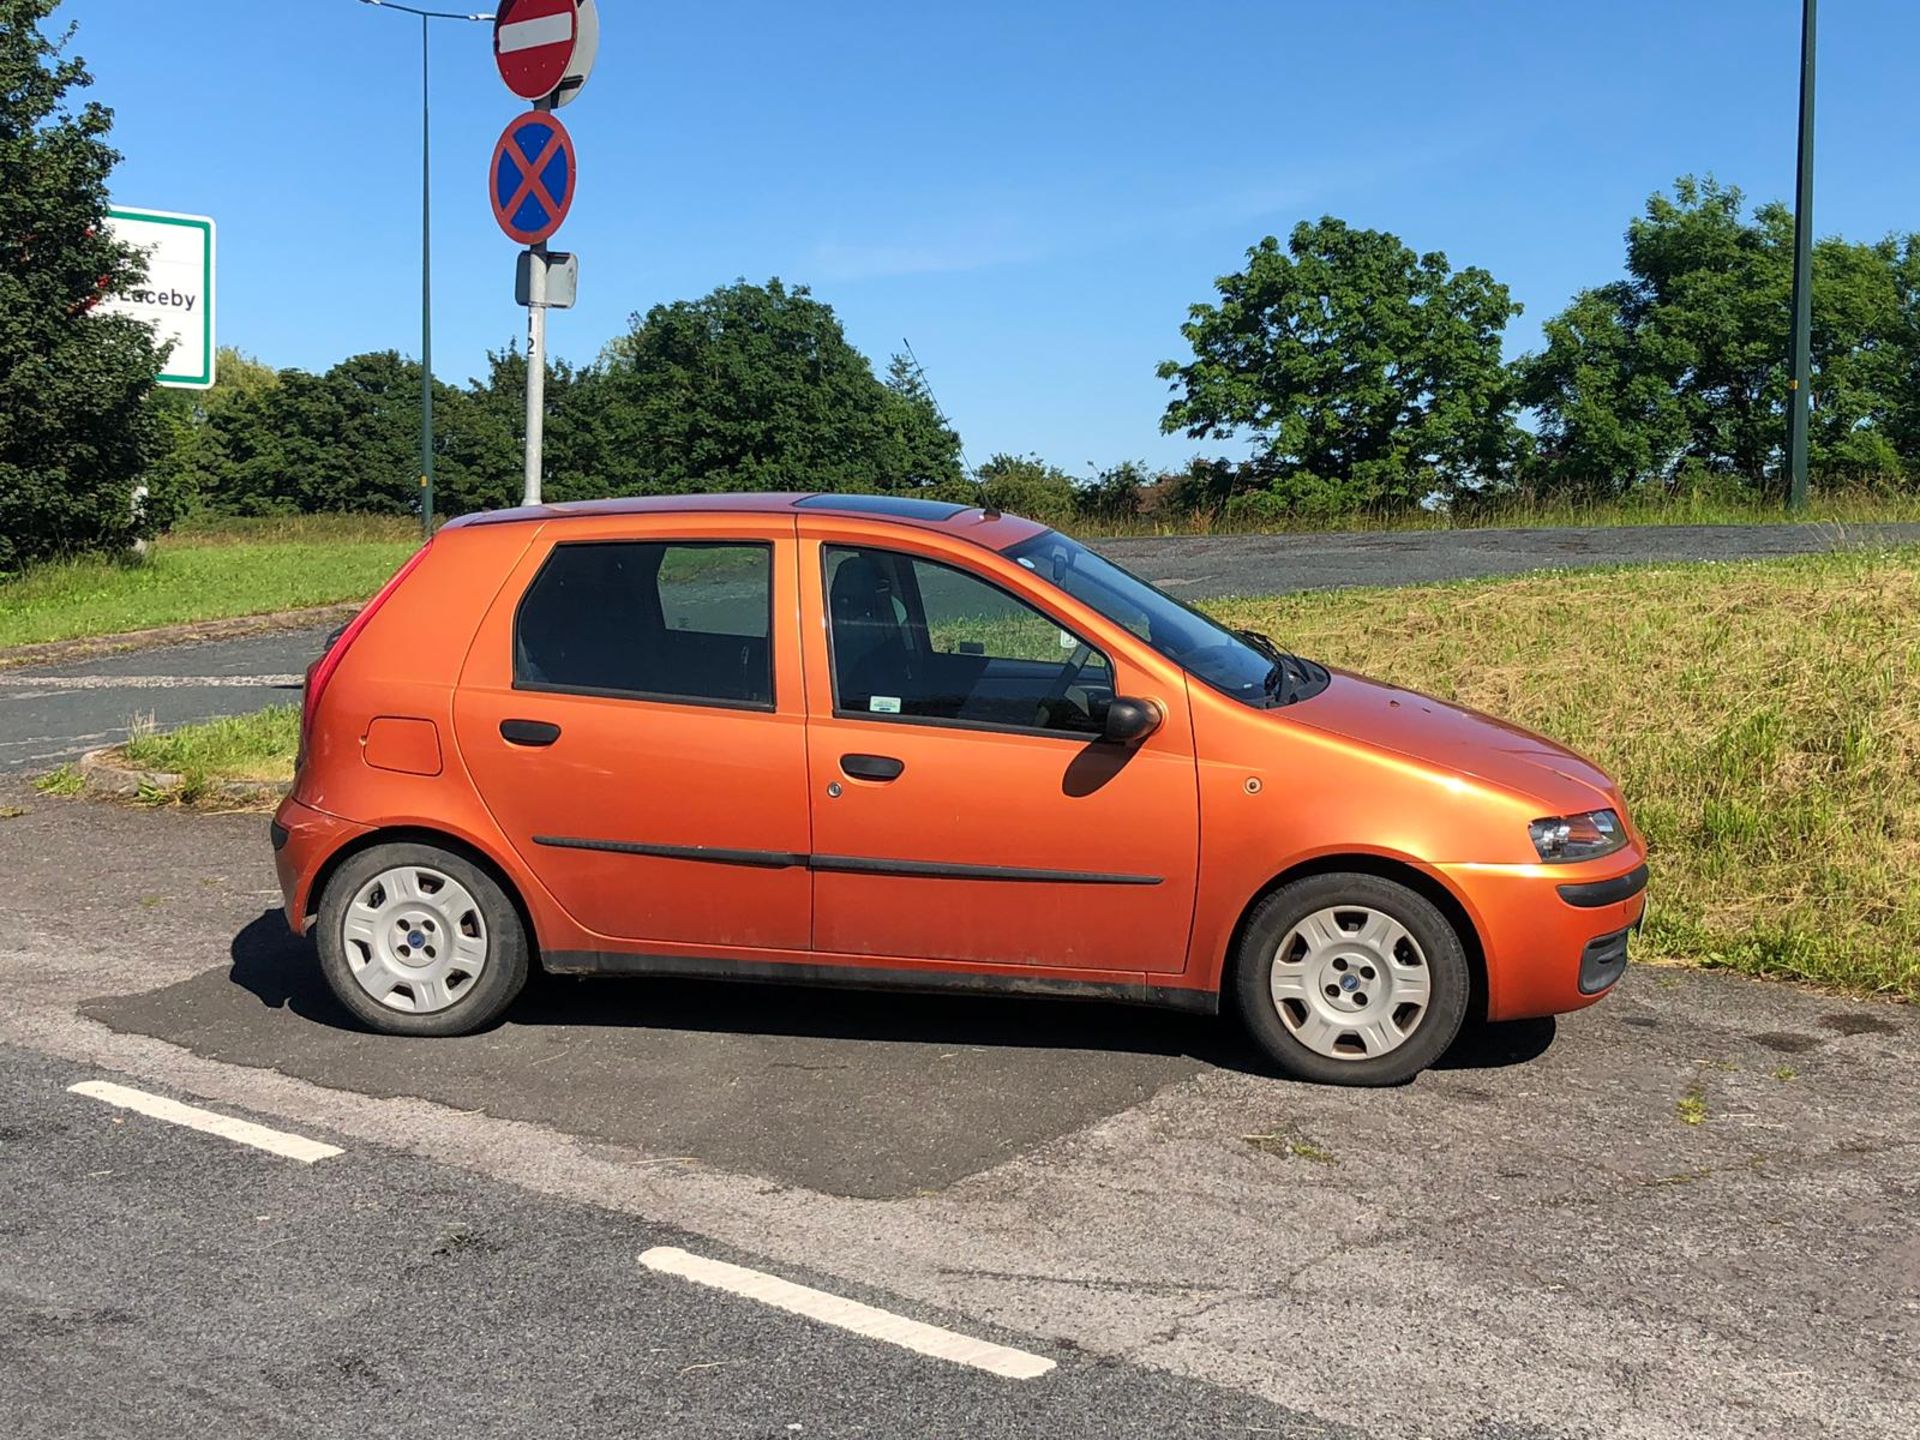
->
[63,0,1920,473]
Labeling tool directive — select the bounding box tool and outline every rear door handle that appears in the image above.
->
[840,753,904,782]
[500,719,561,747]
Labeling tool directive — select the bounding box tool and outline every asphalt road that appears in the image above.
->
[3,1042,1323,1440]
[4,521,1917,773]
[2,778,1916,1438]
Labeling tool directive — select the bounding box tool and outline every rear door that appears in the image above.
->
[797,521,1200,975]
[452,514,812,952]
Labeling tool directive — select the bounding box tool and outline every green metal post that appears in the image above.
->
[1785,0,1816,511]
[420,13,436,537]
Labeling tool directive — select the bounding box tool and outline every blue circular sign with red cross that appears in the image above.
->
[490,111,575,245]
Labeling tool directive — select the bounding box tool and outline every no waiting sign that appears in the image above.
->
[490,111,575,245]
[493,0,579,102]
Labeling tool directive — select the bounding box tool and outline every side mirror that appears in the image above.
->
[1103,696,1163,745]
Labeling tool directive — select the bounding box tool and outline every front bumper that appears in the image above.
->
[1436,851,1648,1021]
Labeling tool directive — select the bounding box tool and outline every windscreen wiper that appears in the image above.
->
[1238,628,1307,705]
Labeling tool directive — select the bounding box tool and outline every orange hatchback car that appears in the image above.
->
[272,493,1647,1085]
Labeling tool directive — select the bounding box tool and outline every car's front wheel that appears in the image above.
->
[316,842,529,1037]
[1232,872,1470,1085]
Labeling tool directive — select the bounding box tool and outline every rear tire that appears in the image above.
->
[1232,872,1469,1086]
[316,842,529,1037]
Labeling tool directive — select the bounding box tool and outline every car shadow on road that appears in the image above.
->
[227,909,1555,1077]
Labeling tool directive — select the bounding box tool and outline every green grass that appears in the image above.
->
[0,515,419,649]
[120,705,299,801]
[32,764,84,797]
[1213,545,1920,1001]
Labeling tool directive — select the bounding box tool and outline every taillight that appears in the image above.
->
[299,541,435,758]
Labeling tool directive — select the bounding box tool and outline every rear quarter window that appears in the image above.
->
[514,540,773,708]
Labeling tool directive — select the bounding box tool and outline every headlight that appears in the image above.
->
[1529,808,1626,863]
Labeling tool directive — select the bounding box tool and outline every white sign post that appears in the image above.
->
[99,207,216,390]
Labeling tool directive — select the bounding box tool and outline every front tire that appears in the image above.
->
[1232,872,1469,1085]
[316,842,529,1037]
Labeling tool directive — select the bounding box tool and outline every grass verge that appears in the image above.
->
[118,706,299,802]
[60,546,1920,1000]
[0,515,418,649]
[10,496,1920,648]
[1213,545,1920,1001]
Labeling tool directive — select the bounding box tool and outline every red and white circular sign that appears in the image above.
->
[493,0,579,102]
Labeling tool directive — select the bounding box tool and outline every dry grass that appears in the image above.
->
[1073,489,1920,538]
[168,513,425,547]
[1213,547,1920,999]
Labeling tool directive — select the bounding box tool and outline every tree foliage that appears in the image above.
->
[0,0,167,570]
[589,278,963,495]
[163,280,968,520]
[140,189,1920,537]
[1158,218,1524,516]
[1519,177,1920,496]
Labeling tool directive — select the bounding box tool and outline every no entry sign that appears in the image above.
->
[490,111,576,245]
[493,0,578,102]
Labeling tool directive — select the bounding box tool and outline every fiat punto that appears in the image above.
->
[272,493,1647,1084]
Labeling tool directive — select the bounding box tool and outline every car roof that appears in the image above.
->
[438,492,1048,551]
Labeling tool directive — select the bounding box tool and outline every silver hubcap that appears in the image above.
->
[1269,905,1431,1060]
[341,865,488,1015]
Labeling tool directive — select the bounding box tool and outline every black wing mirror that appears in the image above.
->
[1103,696,1163,745]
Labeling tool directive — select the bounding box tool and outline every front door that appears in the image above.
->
[453,516,811,952]
[798,531,1199,975]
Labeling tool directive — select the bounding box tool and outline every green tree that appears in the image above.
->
[1074,459,1149,525]
[150,345,280,515]
[1518,176,1918,496]
[1158,218,1524,516]
[193,352,437,515]
[973,453,1078,524]
[1882,238,1920,473]
[0,0,167,570]
[591,279,964,494]
[435,344,595,512]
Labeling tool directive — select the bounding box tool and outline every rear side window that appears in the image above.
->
[515,541,773,707]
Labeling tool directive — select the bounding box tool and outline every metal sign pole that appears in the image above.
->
[1785,0,1817,511]
[492,3,594,509]
[523,240,547,506]
[420,12,436,535]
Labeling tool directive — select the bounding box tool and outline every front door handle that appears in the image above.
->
[840,753,904,782]
[500,718,561,747]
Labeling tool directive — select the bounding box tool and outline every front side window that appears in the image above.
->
[1004,530,1327,707]
[824,545,1112,736]
[515,540,773,706]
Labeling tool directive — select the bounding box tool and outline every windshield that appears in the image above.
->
[1004,531,1290,707]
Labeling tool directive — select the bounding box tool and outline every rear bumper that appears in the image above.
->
[1436,852,1648,1021]
[271,795,370,934]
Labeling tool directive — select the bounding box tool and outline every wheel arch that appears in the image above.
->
[1221,853,1490,1024]
[306,824,542,969]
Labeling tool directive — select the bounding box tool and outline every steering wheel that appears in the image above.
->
[1034,641,1096,729]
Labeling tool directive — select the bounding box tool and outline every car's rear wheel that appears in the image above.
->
[1232,872,1469,1085]
[316,842,529,1037]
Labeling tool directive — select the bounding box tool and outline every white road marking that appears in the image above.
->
[0,674,303,690]
[497,12,572,52]
[68,1081,343,1164]
[638,1246,1056,1380]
